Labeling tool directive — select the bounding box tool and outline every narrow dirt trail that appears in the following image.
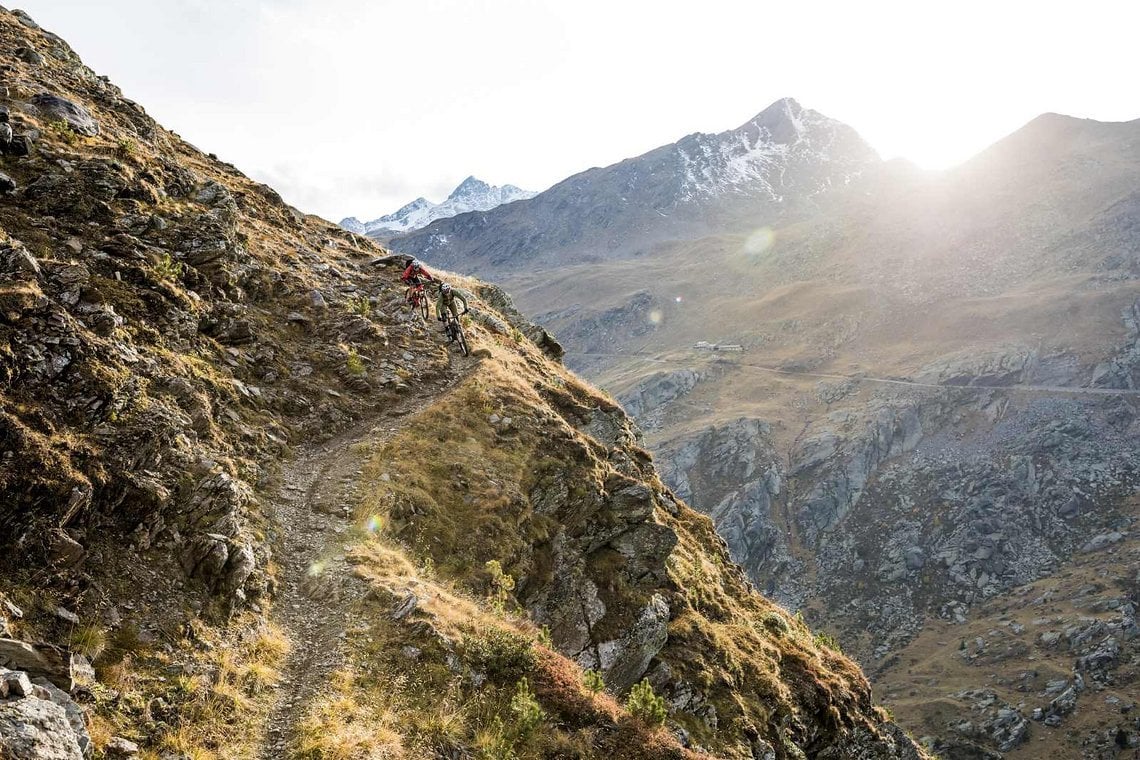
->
[257,359,468,759]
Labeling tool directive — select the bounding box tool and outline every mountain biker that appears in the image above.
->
[401,257,434,308]
[400,257,434,287]
[435,282,469,341]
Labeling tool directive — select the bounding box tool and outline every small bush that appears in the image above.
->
[462,626,535,684]
[626,678,667,726]
[509,677,545,738]
[535,626,552,648]
[47,119,77,144]
[813,631,843,653]
[582,669,605,693]
[154,253,184,281]
[345,349,365,375]
[762,611,791,637]
[117,138,136,157]
[347,295,372,317]
[477,717,518,760]
[485,559,516,613]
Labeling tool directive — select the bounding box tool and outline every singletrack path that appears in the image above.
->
[258,357,469,758]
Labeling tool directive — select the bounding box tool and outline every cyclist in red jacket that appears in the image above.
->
[401,258,435,310]
[400,258,434,287]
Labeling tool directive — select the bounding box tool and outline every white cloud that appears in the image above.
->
[16,0,1140,220]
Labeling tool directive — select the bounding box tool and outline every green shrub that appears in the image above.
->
[47,119,77,144]
[813,630,843,653]
[626,678,667,725]
[154,253,184,281]
[509,677,545,738]
[485,559,516,613]
[762,611,791,637]
[68,624,108,660]
[582,669,605,693]
[345,349,365,375]
[462,626,535,684]
[347,295,372,317]
[117,138,136,157]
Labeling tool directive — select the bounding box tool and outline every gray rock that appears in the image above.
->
[0,697,84,760]
[106,737,139,758]
[594,594,670,692]
[390,592,418,621]
[30,677,91,758]
[0,171,15,194]
[30,94,100,137]
[1080,531,1124,552]
[1,668,33,697]
[0,640,79,691]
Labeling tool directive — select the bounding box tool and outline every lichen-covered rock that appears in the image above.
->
[0,696,85,760]
[29,93,99,136]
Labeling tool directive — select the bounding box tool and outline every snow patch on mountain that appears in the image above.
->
[675,98,870,203]
[340,177,536,235]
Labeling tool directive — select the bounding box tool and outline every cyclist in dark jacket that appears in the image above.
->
[435,283,468,341]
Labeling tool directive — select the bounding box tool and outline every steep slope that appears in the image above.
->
[390,98,878,271]
[341,175,537,236]
[0,9,923,760]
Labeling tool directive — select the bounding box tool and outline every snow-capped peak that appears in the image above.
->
[673,97,877,203]
[341,177,537,236]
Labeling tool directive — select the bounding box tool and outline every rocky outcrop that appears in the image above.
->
[0,667,91,760]
[618,368,700,426]
[474,282,564,361]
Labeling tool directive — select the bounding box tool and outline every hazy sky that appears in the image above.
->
[17,1,1140,222]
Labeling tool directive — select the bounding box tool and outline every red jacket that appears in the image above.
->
[401,263,434,285]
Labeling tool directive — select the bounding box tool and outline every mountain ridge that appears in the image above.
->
[340,174,536,236]
[388,97,879,271]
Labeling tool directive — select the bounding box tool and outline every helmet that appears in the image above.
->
[409,258,421,269]
[440,283,452,294]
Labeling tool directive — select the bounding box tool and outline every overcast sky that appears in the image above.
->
[17,0,1140,222]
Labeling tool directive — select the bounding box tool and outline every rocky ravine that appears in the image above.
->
[0,8,926,759]
[641,342,1140,757]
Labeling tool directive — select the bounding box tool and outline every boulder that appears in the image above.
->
[9,133,35,157]
[0,697,84,760]
[30,677,91,757]
[30,94,100,137]
[105,737,139,758]
[0,171,15,194]
[0,639,80,691]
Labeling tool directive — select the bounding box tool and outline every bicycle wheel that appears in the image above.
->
[455,323,470,357]
[419,296,430,322]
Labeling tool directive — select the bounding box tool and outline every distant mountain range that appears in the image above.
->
[389,98,877,271]
[340,176,535,236]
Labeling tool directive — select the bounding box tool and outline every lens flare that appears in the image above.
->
[744,227,776,256]
[648,309,663,325]
[307,560,326,577]
[674,296,683,303]
[364,514,383,534]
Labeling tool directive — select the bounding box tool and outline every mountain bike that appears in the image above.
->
[443,309,470,357]
[406,284,430,322]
